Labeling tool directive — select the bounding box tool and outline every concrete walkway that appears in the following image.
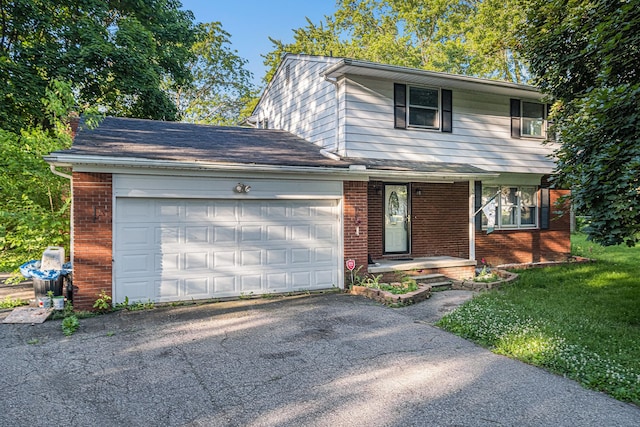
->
[1,292,638,426]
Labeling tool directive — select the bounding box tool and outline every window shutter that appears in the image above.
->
[546,103,555,141]
[475,181,483,232]
[540,187,550,229]
[510,98,521,138]
[441,89,452,133]
[394,83,407,129]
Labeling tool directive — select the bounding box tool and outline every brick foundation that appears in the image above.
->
[476,189,571,265]
[72,172,113,310]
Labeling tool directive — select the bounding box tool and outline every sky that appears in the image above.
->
[179,1,338,87]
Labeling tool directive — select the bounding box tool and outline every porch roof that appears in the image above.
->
[345,157,498,182]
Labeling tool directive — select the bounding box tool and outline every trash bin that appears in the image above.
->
[33,276,64,298]
[19,253,72,300]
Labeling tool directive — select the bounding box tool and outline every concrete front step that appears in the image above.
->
[411,273,447,283]
[427,281,453,291]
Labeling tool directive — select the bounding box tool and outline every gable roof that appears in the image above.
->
[322,58,542,99]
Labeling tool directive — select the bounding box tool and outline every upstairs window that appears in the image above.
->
[521,102,545,138]
[511,99,547,139]
[408,86,439,128]
[395,83,452,132]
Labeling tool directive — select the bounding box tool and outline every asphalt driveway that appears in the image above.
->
[1,292,638,426]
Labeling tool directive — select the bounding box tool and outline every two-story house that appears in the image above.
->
[252,54,570,271]
[46,54,569,309]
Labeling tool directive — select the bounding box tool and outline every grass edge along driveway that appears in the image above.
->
[437,233,640,405]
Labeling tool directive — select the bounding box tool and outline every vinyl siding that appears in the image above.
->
[342,75,558,174]
[254,56,340,150]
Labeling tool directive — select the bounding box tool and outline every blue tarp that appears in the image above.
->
[20,260,72,280]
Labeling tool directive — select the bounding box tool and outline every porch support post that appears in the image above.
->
[468,179,476,261]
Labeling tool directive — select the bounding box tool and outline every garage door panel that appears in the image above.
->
[314,247,335,263]
[119,226,153,248]
[213,225,236,243]
[185,251,209,269]
[240,225,263,242]
[184,201,210,220]
[115,198,340,303]
[291,225,311,240]
[120,253,152,275]
[314,270,335,288]
[240,250,262,266]
[266,225,287,241]
[266,249,287,265]
[291,248,311,264]
[185,277,209,297]
[213,251,236,268]
[117,279,151,302]
[241,275,262,291]
[213,276,236,294]
[185,226,209,243]
[155,252,180,272]
[158,279,180,298]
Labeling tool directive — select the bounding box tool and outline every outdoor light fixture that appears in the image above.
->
[415,188,422,196]
[234,183,251,193]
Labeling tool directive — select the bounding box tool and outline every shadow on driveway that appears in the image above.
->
[1,293,638,426]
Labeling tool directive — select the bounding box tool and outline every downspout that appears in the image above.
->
[49,164,74,273]
[49,164,72,180]
[323,74,341,155]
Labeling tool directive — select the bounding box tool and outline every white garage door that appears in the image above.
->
[114,198,341,304]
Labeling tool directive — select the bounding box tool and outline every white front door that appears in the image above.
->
[113,198,341,303]
[384,184,409,253]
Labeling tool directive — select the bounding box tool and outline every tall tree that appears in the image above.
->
[263,0,527,83]
[0,0,196,131]
[170,22,257,125]
[521,0,640,246]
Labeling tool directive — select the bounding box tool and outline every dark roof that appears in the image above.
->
[63,116,348,168]
[54,116,493,177]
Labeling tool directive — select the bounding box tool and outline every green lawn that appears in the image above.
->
[437,233,640,404]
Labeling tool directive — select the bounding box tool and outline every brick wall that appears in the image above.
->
[344,181,369,279]
[72,172,113,310]
[367,181,469,259]
[476,189,571,265]
[412,182,469,258]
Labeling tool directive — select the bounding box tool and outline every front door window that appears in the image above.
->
[384,184,409,253]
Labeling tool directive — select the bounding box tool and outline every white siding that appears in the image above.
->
[254,56,340,150]
[342,75,557,174]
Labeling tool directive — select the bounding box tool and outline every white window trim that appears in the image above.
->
[520,100,546,139]
[407,85,441,130]
[482,186,539,230]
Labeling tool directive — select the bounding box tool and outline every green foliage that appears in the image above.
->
[169,22,258,125]
[438,234,640,404]
[264,0,527,83]
[61,315,79,336]
[0,79,82,270]
[115,296,155,311]
[521,0,640,246]
[93,290,112,313]
[355,273,419,294]
[0,0,197,129]
[0,296,28,309]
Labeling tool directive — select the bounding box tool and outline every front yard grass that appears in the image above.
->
[437,233,640,405]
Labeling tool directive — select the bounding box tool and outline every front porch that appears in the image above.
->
[368,256,476,281]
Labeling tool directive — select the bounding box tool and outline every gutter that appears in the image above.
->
[44,154,498,183]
